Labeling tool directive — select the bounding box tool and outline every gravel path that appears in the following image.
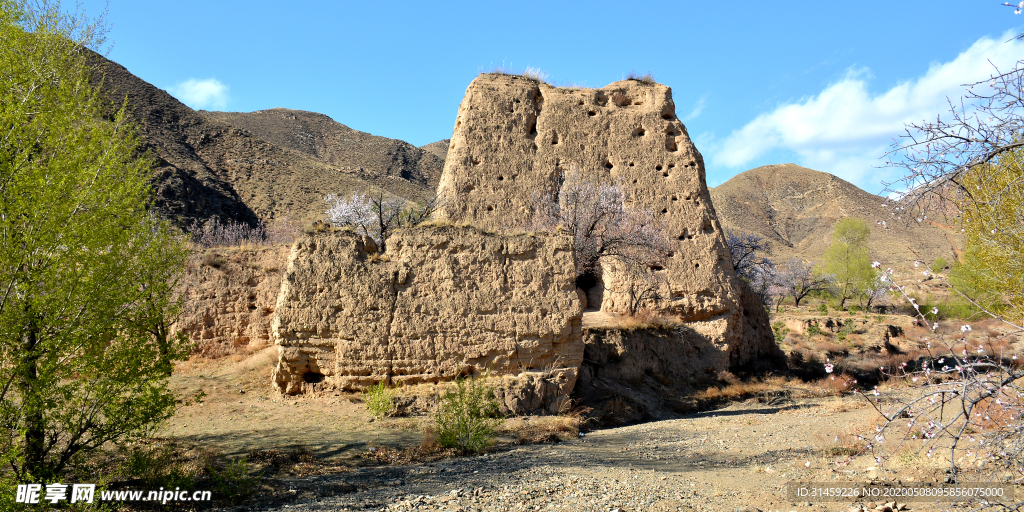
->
[225,398,918,512]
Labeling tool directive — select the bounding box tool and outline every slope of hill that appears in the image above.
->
[419,139,451,161]
[91,54,437,227]
[709,164,960,267]
[202,109,443,190]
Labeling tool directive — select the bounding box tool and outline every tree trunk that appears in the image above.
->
[19,314,45,480]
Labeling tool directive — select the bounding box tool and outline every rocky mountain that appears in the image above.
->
[90,53,438,227]
[708,164,961,267]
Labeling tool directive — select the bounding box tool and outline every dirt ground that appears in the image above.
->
[159,345,1020,512]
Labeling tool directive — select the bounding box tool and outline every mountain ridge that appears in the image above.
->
[90,52,440,226]
[709,163,961,267]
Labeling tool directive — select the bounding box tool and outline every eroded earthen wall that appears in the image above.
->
[435,74,750,357]
[176,246,292,356]
[271,227,583,413]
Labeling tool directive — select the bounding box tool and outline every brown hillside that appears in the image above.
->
[91,54,435,227]
[419,139,451,160]
[202,109,443,190]
[709,164,960,267]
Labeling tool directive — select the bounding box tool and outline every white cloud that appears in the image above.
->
[683,94,708,122]
[712,31,1024,189]
[168,78,230,110]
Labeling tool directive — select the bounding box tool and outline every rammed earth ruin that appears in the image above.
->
[228,74,778,413]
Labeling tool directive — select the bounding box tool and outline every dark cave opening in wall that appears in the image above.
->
[302,371,325,384]
[576,270,603,311]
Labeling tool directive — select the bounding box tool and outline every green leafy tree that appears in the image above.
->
[951,148,1024,321]
[822,218,874,309]
[0,0,190,480]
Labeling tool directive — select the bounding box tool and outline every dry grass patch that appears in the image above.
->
[603,309,682,331]
[694,375,826,402]
[816,395,868,414]
[499,405,592,445]
[363,430,459,465]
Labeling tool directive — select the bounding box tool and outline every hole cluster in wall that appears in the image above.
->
[677,229,694,241]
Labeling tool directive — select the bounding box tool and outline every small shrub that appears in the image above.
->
[807,323,826,337]
[817,303,829,314]
[836,321,856,342]
[362,380,397,419]
[207,458,256,503]
[825,446,860,457]
[433,374,502,454]
[771,321,790,342]
[930,257,947,274]
[201,251,225,268]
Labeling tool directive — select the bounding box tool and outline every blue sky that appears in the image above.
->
[77,1,1024,194]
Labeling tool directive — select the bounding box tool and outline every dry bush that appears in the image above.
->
[521,67,548,83]
[625,70,655,85]
[693,375,810,402]
[363,429,458,465]
[264,216,302,245]
[611,91,632,106]
[499,404,593,445]
[818,340,848,356]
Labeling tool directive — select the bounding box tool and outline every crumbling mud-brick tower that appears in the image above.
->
[435,74,750,356]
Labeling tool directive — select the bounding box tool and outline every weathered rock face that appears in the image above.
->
[271,227,583,414]
[573,326,725,424]
[734,280,785,368]
[176,246,291,357]
[435,74,752,362]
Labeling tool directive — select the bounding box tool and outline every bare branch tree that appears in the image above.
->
[325,190,440,252]
[855,270,891,311]
[861,19,1024,507]
[838,264,1024,509]
[725,231,777,308]
[883,57,1024,220]
[526,167,671,282]
[774,258,834,309]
